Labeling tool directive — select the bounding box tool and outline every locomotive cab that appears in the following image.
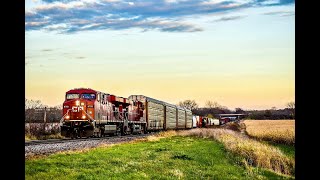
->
[61,89,97,138]
[63,93,95,121]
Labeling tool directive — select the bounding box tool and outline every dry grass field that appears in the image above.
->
[178,128,295,176]
[243,120,295,146]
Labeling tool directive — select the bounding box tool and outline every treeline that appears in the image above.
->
[25,99,62,123]
[178,100,295,120]
[245,109,295,120]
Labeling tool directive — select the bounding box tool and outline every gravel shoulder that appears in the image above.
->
[25,134,154,159]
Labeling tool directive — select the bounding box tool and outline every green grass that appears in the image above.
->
[26,136,293,180]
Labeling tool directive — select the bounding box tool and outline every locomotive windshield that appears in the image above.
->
[81,93,96,99]
[66,93,79,99]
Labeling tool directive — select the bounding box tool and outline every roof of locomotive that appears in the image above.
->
[66,88,97,94]
[66,88,130,101]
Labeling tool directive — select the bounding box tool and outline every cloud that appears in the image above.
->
[263,11,295,16]
[254,0,294,6]
[25,0,295,33]
[42,49,53,51]
[213,15,246,22]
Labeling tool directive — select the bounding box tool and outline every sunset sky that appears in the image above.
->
[25,0,295,110]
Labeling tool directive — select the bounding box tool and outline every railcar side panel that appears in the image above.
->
[186,110,193,128]
[147,101,164,130]
[177,108,186,129]
[165,105,177,130]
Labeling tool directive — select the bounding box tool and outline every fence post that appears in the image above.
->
[43,107,47,134]
[44,107,47,123]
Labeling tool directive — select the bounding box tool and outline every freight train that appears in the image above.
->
[60,88,193,138]
[60,88,241,138]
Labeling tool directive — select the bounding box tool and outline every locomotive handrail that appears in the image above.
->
[81,109,95,122]
[59,109,71,125]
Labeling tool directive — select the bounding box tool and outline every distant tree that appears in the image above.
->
[25,98,44,109]
[264,110,272,119]
[205,101,221,109]
[178,100,198,111]
[25,99,45,123]
[235,108,245,114]
[25,99,63,123]
[286,101,295,119]
[53,104,63,110]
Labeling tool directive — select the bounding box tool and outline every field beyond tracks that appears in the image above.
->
[243,120,295,145]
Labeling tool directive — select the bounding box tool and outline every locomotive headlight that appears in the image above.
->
[82,115,86,119]
[76,100,80,106]
[81,102,84,106]
[89,111,92,114]
[63,105,69,108]
[65,115,70,119]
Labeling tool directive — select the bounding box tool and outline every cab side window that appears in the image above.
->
[97,93,101,102]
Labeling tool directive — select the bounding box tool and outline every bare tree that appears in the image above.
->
[25,98,44,110]
[25,99,46,123]
[53,104,63,110]
[205,101,221,109]
[286,101,295,119]
[178,100,198,111]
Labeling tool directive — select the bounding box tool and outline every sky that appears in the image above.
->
[25,0,295,110]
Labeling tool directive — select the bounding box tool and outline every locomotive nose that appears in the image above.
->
[63,99,87,120]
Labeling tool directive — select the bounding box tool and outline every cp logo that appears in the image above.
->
[72,106,83,112]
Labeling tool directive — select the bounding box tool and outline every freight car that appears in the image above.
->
[60,88,193,138]
[193,115,221,127]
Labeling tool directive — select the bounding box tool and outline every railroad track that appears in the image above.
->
[25,137,104,146]
[25,133,155,146]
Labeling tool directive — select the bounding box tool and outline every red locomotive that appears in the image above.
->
[60,88,193,138]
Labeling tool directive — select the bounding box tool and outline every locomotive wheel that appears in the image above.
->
[97,129,102,138]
